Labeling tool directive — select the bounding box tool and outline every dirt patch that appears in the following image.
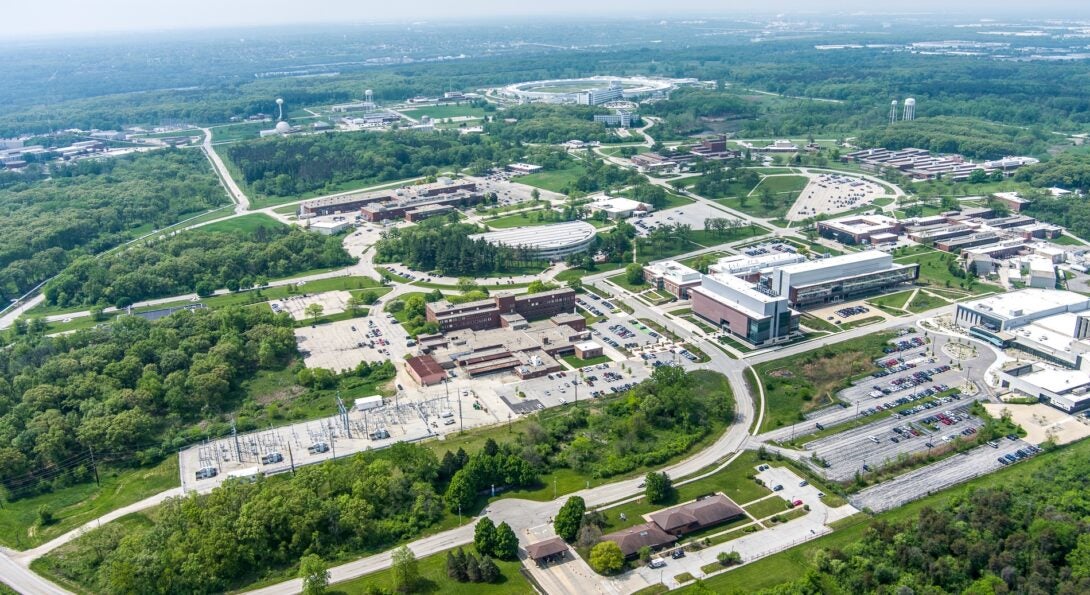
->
[254,384,306,405]
[984,403,1090,446]
[769,369,794,378]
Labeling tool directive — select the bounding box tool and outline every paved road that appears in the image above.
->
[201,127,251,213]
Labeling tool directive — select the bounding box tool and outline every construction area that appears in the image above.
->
[271,290,352,320]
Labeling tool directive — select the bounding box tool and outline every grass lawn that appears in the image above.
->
[840,315,884,330]
[516,164,587,194]
[895,251,998,295]
[872,197,895,207]
[679,433,1090,595]
[636,239,703,263]
[599,145,652,157]
[598,450,773,534]
[743,496,792,520]
[607,272,650,292]
[553,261,626,283]
[617,188,694,209]
[687,225,768,248]
[755,331,898,432]
[195,212,287,234]
[798,314,840,333]
[562,353,612,369]
[400,104,489,120]
[329,548,534,595]
[207,121,272,143]
[681,314,716,333]
[865,290,914,310]
[755,175,809,196]
[714,196,789,219]
[0,457,178,550]
[1051,234,1086,246]
[905,290,949,313]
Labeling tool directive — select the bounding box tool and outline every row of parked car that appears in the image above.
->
[997,442,1040,465]
[883,336,926,353]
[835,305,870,318]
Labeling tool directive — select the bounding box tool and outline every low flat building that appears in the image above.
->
[992,191,1031,213]
[405,354,447,386]
[1026,258,1056,289]
[935,232,1003,253]
[574,341,603,359]
[594,112,637,127]
[308,220,352,235]
[426,288,577,333]
[955,289,1090,333]
[1000,363,1090,412]
[507,162,543,175]
[691,273,799,346]
[525,537,569,563]
[643,260,702,299]
[631,152,679,174]
[587,195,652,219]
[817,214,902,245]
[709,249,807,282]
[772,251,919,308]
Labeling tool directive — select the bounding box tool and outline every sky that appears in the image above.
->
[2,0,1086,39]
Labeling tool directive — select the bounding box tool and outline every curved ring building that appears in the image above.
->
[470,221,597,260]
[500,76,684,105]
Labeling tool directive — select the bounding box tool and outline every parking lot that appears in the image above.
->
[786,173,885,222]
[496,360,654,413]
[271,290,353,321]
[805,398,986,482]
[632,201,741,241]
[850,436,1040,512]
[469,173,568,207]
[295,310,413,373]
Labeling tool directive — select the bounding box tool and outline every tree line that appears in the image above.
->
[44,226,354,309]
[0,150,228,302]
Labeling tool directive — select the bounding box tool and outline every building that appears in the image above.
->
[426,288,577,333]
[470,221,597,261]
[1026,258,1056,289]
[299,179,477,219]
[404,204,454,223]
[956,289,1090,333]
[647,495,745,536]
[817,214,903,246]
[601,523,677,559]
[574,341,604,359]
[405,354,448,386]
[587,195,652,219]
[630,152,680,174]
[772,251,919,308]
[845,147,1038,182]
[710,251,808,282]
[578,82,625,106]
[642,260,702,299]
[999,363,1090,412]
[416,314,590,379]
[691,273,799,346]
[354,395,384,411]
[525,537,569,563]
[689,135,741,160]
[308,220,352,235]
[506,162,543,175]
[757,140,800,153]
[992,192,1031,213]
[360,190,480,223]
[594,112,637,127]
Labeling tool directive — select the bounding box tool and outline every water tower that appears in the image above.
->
[275,98,284,121]
[889,99,898,125]
[903,97,916,121]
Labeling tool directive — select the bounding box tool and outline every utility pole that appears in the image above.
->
[232,418,242,463]
[288,444,296,475]
[329,425,337,460]
[458,386,464,432]
[336,392,351,439]
[89,446,100,487]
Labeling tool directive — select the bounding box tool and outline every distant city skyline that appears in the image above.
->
[2,0,1088,41]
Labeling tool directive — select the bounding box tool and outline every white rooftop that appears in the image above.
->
[1022,366,1090,395]
[471,221,596,250]
[961,289,1089,322]
[821,214,899,234]
[575,341,602,351]
[711,251,805,276]
[775,249,889,275]
[588,195,650,214]
[645,260,700,282]
[705,272,782,304]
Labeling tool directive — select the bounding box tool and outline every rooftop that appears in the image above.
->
[588,195,651,214]
[1021,366,1090,395]
[776,250,889,275]
[471,221,597,250]
[961,289,1089,322]
[704,272,783,304]
[645,260,701,283]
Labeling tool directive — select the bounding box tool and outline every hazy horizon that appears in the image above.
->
[3,0,1089,41]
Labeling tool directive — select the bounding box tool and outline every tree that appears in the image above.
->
[195,280,215,297]
[493,521,519,560]
[638,546,652,563]
[717,551,741,566]
[346,294,367,315]
[391,546,419,594]
[474,517,497,556]
[555,496,586,542]
[625,263,644,286]
[644,471,673,505]
[299,554,330,595]
[446,549,467,581]
[589,541,625,574]
[465,552,481,582]
[304,303,324,322]
[531,188,540,201]
[478,555,500,583]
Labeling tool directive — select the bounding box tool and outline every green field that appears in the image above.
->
[755,331,897,432]
[1051,234,1086,246]
[401,104,489,120]
[0,457,178,550]
[755,175,809,195]
[195,212,287,234]
[743,496,792,521]
[895,250,999,295]
[516,164,587,194]
[607,272,649,292]
[562,353,612,369]
[687,225,768,248]
[330,548,534,595]
[599,145,651,157]
[207,121,272,143]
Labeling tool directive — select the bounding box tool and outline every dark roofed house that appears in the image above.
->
[648,494,745,536]
[601,523,677,558]
[525,537,568,562]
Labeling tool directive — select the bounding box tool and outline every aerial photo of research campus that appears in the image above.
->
[3,3,1090,594]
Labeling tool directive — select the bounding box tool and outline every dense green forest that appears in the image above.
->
[0,150,227,301]
[43,227,354,308]
[483,104,618,144]
[642,89,761,139]
[0,308,298,498]
[374,219,540,276]
[759,449,1090,595]
[856,116,1054,160]
[1015,152,1090,192]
